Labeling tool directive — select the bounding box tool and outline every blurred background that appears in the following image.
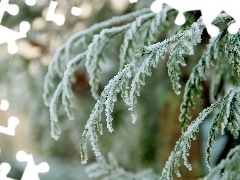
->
[0,0,235,179]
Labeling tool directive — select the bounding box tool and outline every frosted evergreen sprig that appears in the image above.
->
[179,13,235,132]
[84,6,170,101]
[46,12,229,134]
[49,81,63,140]
[81,66,131,163]
[227,93,240,139]
[221,145,240,180]
[81,17,210,163]
[209,47,238,103]
[128,46,168,123]
[62,53,86,120]
[119,12,156,70]
[160,87,238,179]
[179,33,224,132]
[65,8,151,63]
[42,6,240,178]
[48,53,85,136]
[119,6,171,70]
[62,53,85,99]
[206,88,240,170]
[202,145,240,180]
[86,24,131,100]
[53,45,67,77]
[210,28,240,100]
[45,8,170,131]
[167,19,206,96]
[85,152,159,180]
[147,5,170,45]
[128,19,204,123]
[174,13,231,102]
[43,9,150,106]
[167,36,200,95]
[43,45,65,106]
[225,31,240,77]
[209,33,227,103]
[47,10,160,135]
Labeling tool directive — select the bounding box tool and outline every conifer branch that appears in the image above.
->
[80,16,206,163]
[180,33,223,132]
[41,5,240,178]
[86,24,131,99]
[202,145,240,180]
[43,9,151,106]
[225,29,240,77]
[119,5,170,70]
[160,86,240,179]
[206,88,240,170]
[180,13,233,132]
[49,81,63,140]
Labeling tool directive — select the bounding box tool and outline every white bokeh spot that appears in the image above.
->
[0,163,16,180]
[19,21,31,33]
[0,0,30,54]
[16,151,50,180]
[8,42,18,54]
[0,116,19,136]
[25,0,36,6]
[7,5,19,16]
[71,7,82,16]
[46,1,65,26]
[0,99,9,111]
[129,0,138,3]
[150,0,162,13]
